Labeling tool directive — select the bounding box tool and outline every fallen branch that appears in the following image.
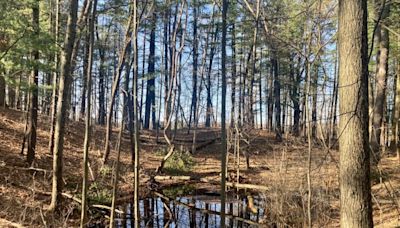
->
[154,175,212,182]
[153,191,262,226]
[29,191,125,215]
[226,182,269,191]
[0,218,25,228]
[61,193,124,214]
[92,204,124,214]
[153,175,269,191]
[140,134,219,145]
[4,165,51,174]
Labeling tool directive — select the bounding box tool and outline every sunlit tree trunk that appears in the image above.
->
[220,0,228,226]
[139,22,146,128]
[80,0,96,225]
[49,0,59,153]
[188,1,198,132]
[396,59,400,162]
[109,94,125,228]
[48,0,79,212]
[80,29,90,120]
[132,0,140,225]
[338,0,373,226]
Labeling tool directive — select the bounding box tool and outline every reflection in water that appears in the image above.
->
[117,192,265,228]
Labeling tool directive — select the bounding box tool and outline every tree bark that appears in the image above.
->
[144,11,156,130]
[97,25,106,125]
[220,0,228,226]
[205,25,218,128]
[132,0,140,225]
[267,58,273,131]
[26,0,40,166]
[48,0,79,212]
[139,22,146,128]
[338,0,373,226]
[48,0,59,153]
[396,59,400,162]
[109,87,125,228]
[272,53,281,141]
[371,0,390,163]
[311,64,318,139]
[80,29,90,120]
[188,1,198,132]
[290,54,301,136]
[0,75,5,107]
[80,0,96,225]
[230,23,236,128]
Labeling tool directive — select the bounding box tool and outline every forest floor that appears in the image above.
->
[0,107,400,227]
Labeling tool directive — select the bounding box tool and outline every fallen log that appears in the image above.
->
[153,175,269,191]
[154,175,210,182]
[140,134,219,144]
[226,182,269,191]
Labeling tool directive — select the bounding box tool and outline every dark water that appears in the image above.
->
[114,186,266,228]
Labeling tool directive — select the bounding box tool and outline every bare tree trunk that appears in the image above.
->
[80,0,96,225]
[220,0,228,226]
[156,1,187,173]
[4,70,17,108]
[259,48,263,129]
[311,64,318,139]
[290,54,301,136]
[0,75,5,107]
[132,0,140,225]
[396,58,400,162]
[80,29,90,120]
[272,54,282,141]
[371,0,390,163]
[49,0,60,154]
[144,11,156,129]
[163,8,170,128]
[97,25,106,125]
[109,93,126,228]
[139,22,146,128]
[267,58,273,131]
[238,43,243,126]
[328,52,338,146]
[48,0,79,212]
[188,1,198,132]
[230,23,236,128]
[338,0,373,226]
[103,13,134,164]
[26,0,40,166]
[205,24,218,128]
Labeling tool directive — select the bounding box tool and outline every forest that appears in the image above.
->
[0,0,400,227]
